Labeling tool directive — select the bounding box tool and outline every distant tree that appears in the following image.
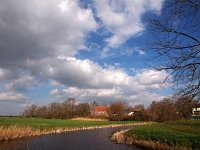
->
[132,110,150,121]
[76,103,90,117]
[110,101,127,116]
[175,96,196,119]
[22,98,79,119]
[134,104,145,110]
[49,102,61,119]
[22,104,37,117]
[63,98,76,118]
[149,98,178,122]
[35,106,48,118]
[147,0,200,99]
[148,101,157,121]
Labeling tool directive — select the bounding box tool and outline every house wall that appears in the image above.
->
[192,107,200,117]
[91,111,108,117]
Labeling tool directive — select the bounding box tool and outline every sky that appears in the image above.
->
[0,0,171,115]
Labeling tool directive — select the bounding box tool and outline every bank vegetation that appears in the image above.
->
[0,117,150,141]
[112,120,200,150]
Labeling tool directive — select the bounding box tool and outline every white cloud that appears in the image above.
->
[0,0,97,67]
[94,0,164,48]
[120,48,146,57]
[28,56,168,90]
[5,75,37,91]
[0,0,167,113]
[43,56,169,105]
[0,68,7,80]
[135,49,145,55]
[0,92,28,103]
[50,87,164,106]
[134,69,167,85]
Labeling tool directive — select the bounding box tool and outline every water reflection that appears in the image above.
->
[0,126,147,150]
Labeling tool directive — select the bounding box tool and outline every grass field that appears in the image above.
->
[0,117,136,129]
[125,120,200,149]
[0,117,144,141]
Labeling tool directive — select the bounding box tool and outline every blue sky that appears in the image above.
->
[0,0,171,115]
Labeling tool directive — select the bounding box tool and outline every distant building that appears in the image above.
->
[91,106,109,117]
[192,104,200,119]
[127,108,142,116]
[128,112,134,116]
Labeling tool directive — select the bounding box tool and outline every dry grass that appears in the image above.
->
[70,117,108,121]
[0,122,150,141]
[111,130,191,150]
[0,125,41,141]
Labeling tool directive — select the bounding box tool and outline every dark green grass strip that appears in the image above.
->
[0,117,138,130]
[125,120,200,149]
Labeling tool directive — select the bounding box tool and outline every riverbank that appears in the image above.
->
[0,117,151,141]
[111,120,200,150]
[0,126,144,150]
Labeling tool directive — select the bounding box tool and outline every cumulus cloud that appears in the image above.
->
[44,56,169,105]
[50,87,123,100]
[94,0,164,48]
[5,75,37,92]
[0,0,97,68]
[0,0,98,110]
[0,92,28,103]
[27,56,167,90]
[0,0,168,114]
[50,87,164,106]
[0,68,8,80]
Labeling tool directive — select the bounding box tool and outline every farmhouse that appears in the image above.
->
[192,104,200,119]
[91,106,109,117]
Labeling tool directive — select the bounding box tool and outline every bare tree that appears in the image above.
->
[76,103,90,117]
[22,104,37,117]
[148,98,178,122]
[64,98,76,118]
[110,101,127,116]
[147,0,200,98]
[175,96,196,119]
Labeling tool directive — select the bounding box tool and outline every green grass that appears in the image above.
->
[125,120,200,149]
[0,117,136,130]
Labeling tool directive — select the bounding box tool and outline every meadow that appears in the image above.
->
[125,120,200,149]
[0,117,145,141]
[0,117,137,129]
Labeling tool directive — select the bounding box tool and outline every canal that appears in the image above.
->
[0,126,147,150]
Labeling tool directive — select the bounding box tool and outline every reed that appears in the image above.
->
[0,125,41,141]
[0,122,150,141]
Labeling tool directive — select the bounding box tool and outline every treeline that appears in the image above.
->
[148,96,196,122]
[22,98,90,119]
[22,96,198,122]
[109,96,197,122]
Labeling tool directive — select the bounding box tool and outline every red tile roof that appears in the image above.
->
[93,106,108,112]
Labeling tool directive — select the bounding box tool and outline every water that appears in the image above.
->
[0,126,147,150]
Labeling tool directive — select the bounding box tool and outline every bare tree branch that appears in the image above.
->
[147,0,200,99]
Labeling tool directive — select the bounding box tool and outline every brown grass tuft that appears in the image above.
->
[70,117,108,121]
[0,122,151,141]
[0,125,41,141]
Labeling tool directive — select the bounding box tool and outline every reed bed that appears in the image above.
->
[0,125,41,141]
[0,122,150,141]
